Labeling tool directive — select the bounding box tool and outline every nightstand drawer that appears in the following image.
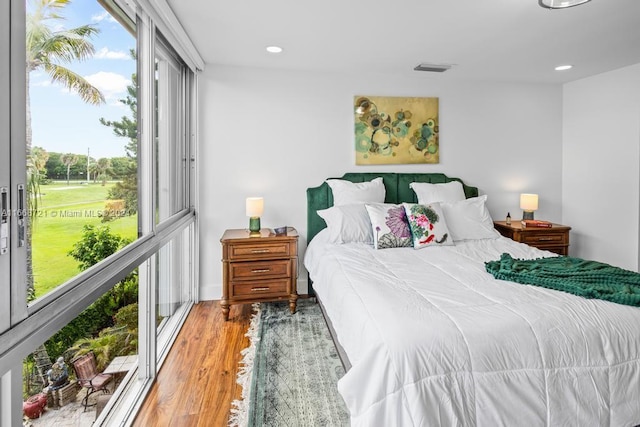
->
[229,242,291,260]
[231,279,289,298]
[229,260,291,281]
[522,233,567,244]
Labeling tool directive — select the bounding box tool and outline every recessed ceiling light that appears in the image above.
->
[266,46,283,54]
[555,65,573,71]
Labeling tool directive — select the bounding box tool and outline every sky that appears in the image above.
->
[29,0,136,159]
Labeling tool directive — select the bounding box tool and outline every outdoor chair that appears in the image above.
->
[71,352,112,411]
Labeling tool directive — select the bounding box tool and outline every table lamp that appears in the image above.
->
[246,197,264,236]
[520,193,538,220]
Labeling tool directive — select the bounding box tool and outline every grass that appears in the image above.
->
[32,181,137,298]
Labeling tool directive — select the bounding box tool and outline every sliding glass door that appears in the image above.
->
[0,0,10,337]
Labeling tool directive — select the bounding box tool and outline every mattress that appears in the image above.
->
[304,230,640,426]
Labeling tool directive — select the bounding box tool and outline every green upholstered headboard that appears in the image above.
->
[306,173,478,245]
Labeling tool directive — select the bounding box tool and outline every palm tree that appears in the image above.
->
[26,0,104,110]
[26,0,104,290]
[61,153,78,185]
[95,157,112,186]
[26,0,105,154]
[89,161,98,182]
[27,146,49,210]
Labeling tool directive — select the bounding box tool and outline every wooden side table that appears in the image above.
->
[103,355,137,388]
[494,220,571,255]
[220,227,298,321]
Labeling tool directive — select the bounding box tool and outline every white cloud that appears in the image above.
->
[84,71,131,100]
[91,11,118,23]
[32,80,51,87]
[94,47,130,60]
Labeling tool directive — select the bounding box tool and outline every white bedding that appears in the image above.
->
[305,230,640,426]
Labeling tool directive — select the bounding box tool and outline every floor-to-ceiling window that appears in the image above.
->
[0,1,202,424]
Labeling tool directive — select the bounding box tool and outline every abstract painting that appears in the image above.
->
[354,96,439,165]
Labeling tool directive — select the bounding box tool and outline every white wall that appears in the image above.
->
[198,65,563,300]
[562,63,640,270]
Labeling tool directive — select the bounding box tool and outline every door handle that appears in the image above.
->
[1,187,8,255]
[17,184,25,247]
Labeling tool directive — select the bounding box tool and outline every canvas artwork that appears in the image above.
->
[354,96,439,165]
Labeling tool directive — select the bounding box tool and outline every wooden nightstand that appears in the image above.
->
[220,227,298,321]
[494,221,571,255]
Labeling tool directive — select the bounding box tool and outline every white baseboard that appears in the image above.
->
[199,283,222,301]
[297,278,309,295]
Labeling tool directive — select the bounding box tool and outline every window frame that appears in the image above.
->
[0,0,203,423]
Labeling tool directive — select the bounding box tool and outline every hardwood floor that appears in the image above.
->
[133,301,254,427]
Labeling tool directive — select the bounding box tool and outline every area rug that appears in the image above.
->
[229,300,349,427]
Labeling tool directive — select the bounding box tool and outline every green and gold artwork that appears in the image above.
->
[354,96,439,164]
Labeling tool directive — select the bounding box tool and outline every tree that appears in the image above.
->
[30,146,49,173]
[101,50,138,213]
[42,225,137,361]
[26,0,104,289]
[99,50,137,158]
[109,157,131,179]
[60,153,78,185]
[68,154,89,180]
[44,152,64,179]
[68,224,126,271]
[88,159,98,182]
[95,157,112,186]
[26,0,104,153]
[27,146,49,210]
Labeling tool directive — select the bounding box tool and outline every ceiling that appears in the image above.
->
[167,0,640,84]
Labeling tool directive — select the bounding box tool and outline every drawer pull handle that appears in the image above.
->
[251,268,270,273]
[538,237,555,241]
[251,287,270,292]
[251,249,270,254]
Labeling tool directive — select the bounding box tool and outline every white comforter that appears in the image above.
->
[305,231,640,426]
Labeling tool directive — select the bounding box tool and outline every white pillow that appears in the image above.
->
[317,204,373,244]
[364,203,412,249]
[440,195,500,241]
[327,177,385,206]
[410,181,465,204]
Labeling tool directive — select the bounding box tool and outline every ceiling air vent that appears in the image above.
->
[413,63,452,73]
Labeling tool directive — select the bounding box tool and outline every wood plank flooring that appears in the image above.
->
[133,301,254,427]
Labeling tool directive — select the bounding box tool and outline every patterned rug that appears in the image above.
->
[229,300,349,427]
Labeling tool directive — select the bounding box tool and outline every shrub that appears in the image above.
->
[107,176,137,214]
[114,303,138,332]
[42,226,138,361]
[68,224,129,270]
[67,303,139,370]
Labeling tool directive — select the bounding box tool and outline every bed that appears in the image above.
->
[304,173,640,427]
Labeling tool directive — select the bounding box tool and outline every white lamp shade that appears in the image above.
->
[246,197,264,217]
[520,193,539,211]
[539,0,591,8]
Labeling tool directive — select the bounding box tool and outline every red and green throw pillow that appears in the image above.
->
[402,203,453,249]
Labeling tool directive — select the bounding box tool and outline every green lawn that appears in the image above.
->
[32,181,137,297]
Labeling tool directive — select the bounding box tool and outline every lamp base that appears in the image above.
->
[249,217,261,235]
[522,211,534,221]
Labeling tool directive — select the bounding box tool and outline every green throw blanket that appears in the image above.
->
[485,253,640,307]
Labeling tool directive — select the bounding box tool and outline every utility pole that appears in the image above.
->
[87,147,90,183]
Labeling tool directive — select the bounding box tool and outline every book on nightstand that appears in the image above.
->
[521,220,553,228]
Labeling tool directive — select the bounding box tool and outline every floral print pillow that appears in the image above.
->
[365,204,413,249]
[402,203,453,249]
